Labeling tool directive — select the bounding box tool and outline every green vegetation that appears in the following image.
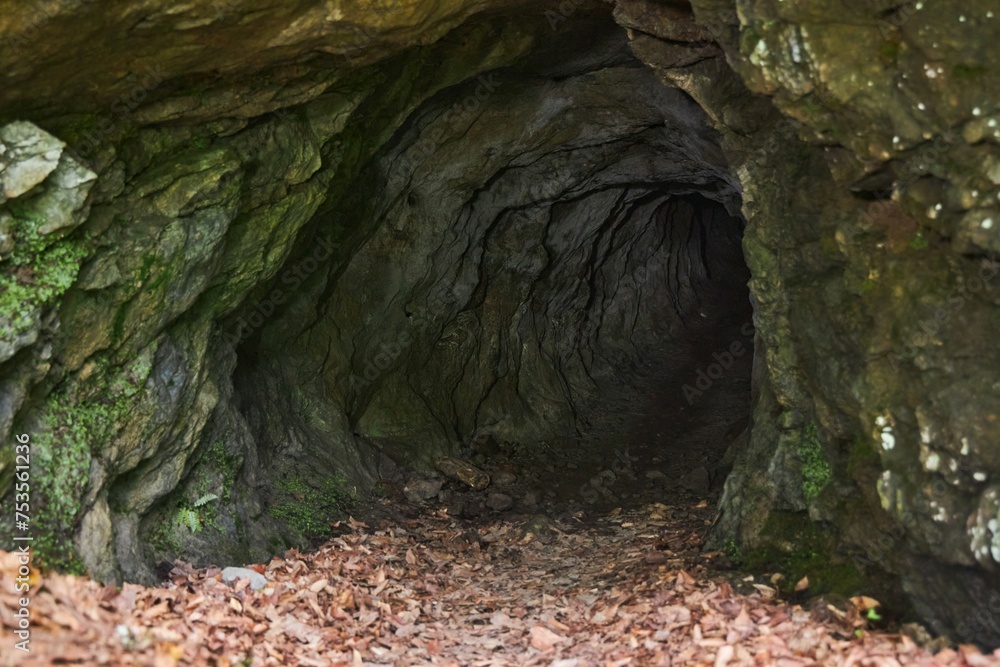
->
[0,203,88,341]
[737,511,867,597]
[798,422,832,501]
[908,232,929,250]
[28,353,153,572]
[723,537,743,562]
[31,398,107,573]
[953,63,987,81]
[202,440,239,502]
[175,493,220,533]
[269,472,355,540]
[878,41,901,62]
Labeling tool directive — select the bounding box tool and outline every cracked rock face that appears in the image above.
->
[1,0,999,647]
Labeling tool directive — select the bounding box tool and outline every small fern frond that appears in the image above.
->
[193,493,220,507]
[178,508,202,533]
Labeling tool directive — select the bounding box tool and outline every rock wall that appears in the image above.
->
[0,0,999,647]
[616,0,1000,646]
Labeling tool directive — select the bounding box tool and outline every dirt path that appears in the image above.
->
[3,493,999,666]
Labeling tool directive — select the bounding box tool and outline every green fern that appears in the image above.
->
[177,507,202,533]
[193,493,219,507]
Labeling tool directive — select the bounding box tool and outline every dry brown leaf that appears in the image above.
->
[849,595,880,611]
[530,625,566,651]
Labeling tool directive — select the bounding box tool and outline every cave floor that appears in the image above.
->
[4,297,980,665]
[1,494,986,665]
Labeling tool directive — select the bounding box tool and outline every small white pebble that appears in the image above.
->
[974,107,983,116]
[960,15,966,22]
[935,203,943,210]
[916,1,923,8]
[918,102,926,110]
[962,438,971,455]
[989,119,998,128]
[974,472,988,481]
[983,218,994,229]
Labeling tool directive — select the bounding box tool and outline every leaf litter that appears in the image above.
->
[3,497,1000,666]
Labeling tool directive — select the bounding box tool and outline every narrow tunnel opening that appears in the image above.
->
[205,12,758,558]
[486,192,755,509]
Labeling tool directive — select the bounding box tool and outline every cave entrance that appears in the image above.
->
[524,194,755,508]
[227,31,757,528]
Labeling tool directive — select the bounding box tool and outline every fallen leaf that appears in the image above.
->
[530,625,565,651]
[849,595,881,611]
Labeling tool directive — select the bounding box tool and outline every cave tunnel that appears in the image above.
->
[217,15,755,538]
[6,0,1000,653]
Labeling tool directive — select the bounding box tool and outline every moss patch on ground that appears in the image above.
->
[268,472,355,541]
[735,511,868,597]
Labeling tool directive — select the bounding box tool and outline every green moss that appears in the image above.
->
[908,232,929,250]
[203,440,239,502]
[798,422,832,501]
[147,517,181,554]
[740,511,867,596]
[847,436,880,478]
[25,352,153,572]
[30,397,108,573]
[953,64,987,81]
[0,204,89,342]
[878,41,901,62]
[269,473,354,540]
[723,537,743,561]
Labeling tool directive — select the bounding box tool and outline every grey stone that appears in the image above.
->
[486,492,514,512]
[680,467,711,493]
[403,478,444,503]
[0,121,64,201]
[493,471,517,486]
[221,567,268,591]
